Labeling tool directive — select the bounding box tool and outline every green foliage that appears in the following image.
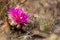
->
[44,24,49,33]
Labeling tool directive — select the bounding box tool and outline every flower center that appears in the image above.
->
[17,16,23,20]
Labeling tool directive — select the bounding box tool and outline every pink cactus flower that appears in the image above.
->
[9,7,29,25]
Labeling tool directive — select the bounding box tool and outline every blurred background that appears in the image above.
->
[0,0,60,40]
